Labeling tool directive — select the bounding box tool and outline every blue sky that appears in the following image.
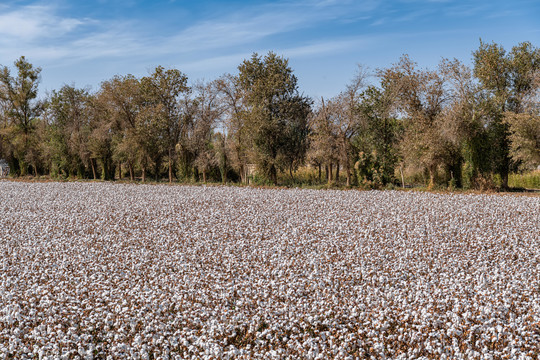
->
[0,0,538,99]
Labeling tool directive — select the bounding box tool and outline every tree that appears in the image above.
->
[141,66,190,182]
[0,98,12,165]
[438,58,492,188]
[216,74,249,183]
[45,85,92,178]
[191,80,224,182]
[328,67,367,186]
[503,56,540,171]
[237,52,311,184]
[308,98,338,184]
[356,86,402,186]
[504,112,540,170]
[473,40,540,188]
[86,94,118,180]
[100,75,142,180]
[134,104,168,182]
[213,132,229,183]
[279,94,312,180]
[0,56,42,175]
[380,55,452,189]
[379,55,445,187]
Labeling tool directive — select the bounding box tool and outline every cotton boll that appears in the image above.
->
[0,182,538,358]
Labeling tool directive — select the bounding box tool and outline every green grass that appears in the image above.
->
[6,166,540,192]
[509,170,540,189]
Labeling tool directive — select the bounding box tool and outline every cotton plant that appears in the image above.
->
[0,182,538,359]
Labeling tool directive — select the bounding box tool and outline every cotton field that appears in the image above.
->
[0,182,539,360]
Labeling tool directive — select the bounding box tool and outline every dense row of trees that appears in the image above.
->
[1,41,539,189]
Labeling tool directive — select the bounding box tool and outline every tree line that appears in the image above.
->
[0,41,538,189]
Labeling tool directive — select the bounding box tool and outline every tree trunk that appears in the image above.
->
[19,159,27,176]
[335,162,340,183]
[100,158,106,180]
[240,164,246,184]
[289,164,294,181]
[428,165,436,190]
[271,164,277,185]
[501,172,509,190]
[221,167,227,184]
[318,164,321,183]
[129,163,134,181]
[118,162,122,180]
[168,149,173,183]
[111,162,116,181]
[202,170,207,183]
[345,160,351,187]
[327,163,333,184]
[155,157,161,182]
[448,159,463,188]
[91,159,96,180]
[142,166,146,183]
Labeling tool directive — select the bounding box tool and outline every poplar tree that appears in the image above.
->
[47,85,92,178]
[237,52,311,184]
[473,40,540,188]
[141,66,190,182]
[0,56,42,175]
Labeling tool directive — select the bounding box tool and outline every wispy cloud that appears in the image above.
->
[2,0,535,98]
[169,12,305,52]
[178,53,252,74]
[279,38,371,58]
[0,0,381,67]
[0,4,83,41]
[165,0,378,55]
[178,36,371,75]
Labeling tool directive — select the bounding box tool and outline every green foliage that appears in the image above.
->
[237,52,311,184]
[356,86,402,185]
[0,42,537,192]
[355,151,390,188]
[509,170,540,189]
[45,85,92,178]
[379,55,452,189]
[0,56,42,175]
[504,112,540,170]
[141,66,190,182]
[472,40,540,187]
[0,56,42,133]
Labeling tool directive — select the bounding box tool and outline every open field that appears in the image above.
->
[0,181,539,359]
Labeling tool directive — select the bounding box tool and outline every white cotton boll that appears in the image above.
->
[1,182,539,358]
[85,347,94,360]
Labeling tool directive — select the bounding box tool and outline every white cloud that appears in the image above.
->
[178,53,252,73]
[279,38,370,58]
[0,5,83,41]
[164,0,380,55]
[176,36,372,77]
[0,0,383,67]
[0,0,387,95]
